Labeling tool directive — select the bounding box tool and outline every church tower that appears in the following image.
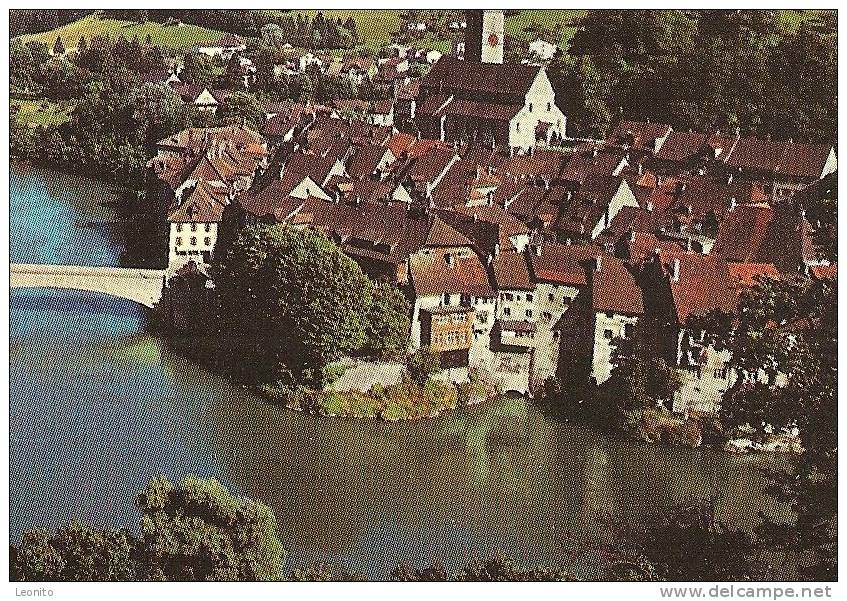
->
[464,9,504,64]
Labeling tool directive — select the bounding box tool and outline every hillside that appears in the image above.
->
[17,13,227,51]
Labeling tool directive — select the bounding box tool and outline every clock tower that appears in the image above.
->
[464,9,504,64]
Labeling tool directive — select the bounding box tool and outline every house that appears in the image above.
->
[173,85,231,113]
[526,38,558,63]
[554,176,640,241]
[147,126,267,268]
[196,33,246,59]
[527,242,604,386]
[720,137,837,191]
[298,52,325,73]
[589,254,644,385]
[368,99,394,127]
[409,244,495,379]
[606,120,673,156]
[654,252,744,413]
[341,55,377,84]
[491,251,536,394]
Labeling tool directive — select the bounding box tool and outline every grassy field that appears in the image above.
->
[17,13,227,51]
[10,99,75,127]
[267,9,402,50]
[505,9,588,49]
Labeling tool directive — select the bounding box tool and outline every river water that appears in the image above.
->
[9,163,794,579]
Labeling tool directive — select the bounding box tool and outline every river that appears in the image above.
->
[9,163,794,579]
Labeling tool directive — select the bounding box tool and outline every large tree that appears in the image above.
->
[213,224,376,383]
[10,522,138,581]
[11,476,285,582]
[136,476,285,581]
[696,276,837,579]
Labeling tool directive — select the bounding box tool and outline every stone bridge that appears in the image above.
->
[10,263,167,308]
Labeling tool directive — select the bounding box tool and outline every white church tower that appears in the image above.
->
[465,9,504,64]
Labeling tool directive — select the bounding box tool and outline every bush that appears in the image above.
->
[406,346,441,385]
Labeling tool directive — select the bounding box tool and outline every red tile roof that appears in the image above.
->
[410,249,493,297]
[606,120,672,152]
[664,253,738,324]
[592,255,644,315]
[493,252,533,290]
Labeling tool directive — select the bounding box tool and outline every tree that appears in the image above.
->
[600,501,761,581]
[10,522,138,581]
[222,53,245,89]
[11,476,285,582]
[216,91,264,130]
[458,552,572,581]
[213,224,375,383]
[181,52,219,87]
[698,276,837,579]
[290,564,367,581]
[406,346,442,385]
[52,35,65,55]
[361,283,411,360]
[130,82,190,151]
[135,476,285,581]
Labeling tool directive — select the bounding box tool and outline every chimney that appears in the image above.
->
[445,253,455,268]
[729,196,737,211]
[494,242,500,257]
[637,162,643,176]
[671,257,680,282]
[646,200,654,212]
[629,230,637,242]
[726,172,733,185]
[594,255,602,272]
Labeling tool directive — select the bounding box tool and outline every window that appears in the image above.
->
[604,329,613,340]
[547,102,551,112]
[505,292,514,301]
[443,293,451,305]
[526,309,533,318]
[461,294,471,306]
[563,297,571,307]
[504,307,511,317]
[191,223,197,232]
[542,311,552,321]
[176,237,183,246]
[529,102,533,112]
[526,294,533,302]
[205,223,211,232]
[204,237,212,246]
[190,237,197,246]
[515,122,520,132]
[548,293,555,302]
[176,223,183,233]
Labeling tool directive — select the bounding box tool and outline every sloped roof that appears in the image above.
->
[493,252,533,290]
[409,249,493,297]
[420,56,540,98]
[592,255,644,315]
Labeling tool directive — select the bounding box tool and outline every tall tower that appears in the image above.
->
[464,9,504,64]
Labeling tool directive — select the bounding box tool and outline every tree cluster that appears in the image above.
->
[212,224,411,387]
[550,9,836,142]
[11,476,285,582]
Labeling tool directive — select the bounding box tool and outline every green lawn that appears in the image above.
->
[10,99,75,127]
[17,13,227,51]
[266,9,402,49]
[505,9,588,49]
